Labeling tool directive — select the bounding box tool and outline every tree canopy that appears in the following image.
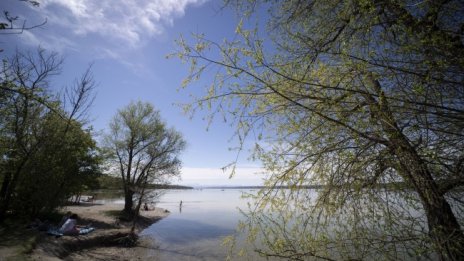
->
[0,48,100,220]
[176,0,464,259]
[104,101,186,215]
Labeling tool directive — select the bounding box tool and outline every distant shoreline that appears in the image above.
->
[145,184,193,189]
[191,185,325,189]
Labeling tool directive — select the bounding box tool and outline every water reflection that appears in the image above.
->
[142,218,234,244]
[140,189,254,260]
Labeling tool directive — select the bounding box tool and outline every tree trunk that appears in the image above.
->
[394,142,464,260]
[0,179,15,222]
[123,189,134,214]
[131,186,146,234]
[424,196,464,260]
[365,75,464,259]
[0,172,12,221]
[0,172,12,200]
[0,164,25,222]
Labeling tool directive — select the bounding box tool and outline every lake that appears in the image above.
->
[139,188,264,260]
[94,188,453,260]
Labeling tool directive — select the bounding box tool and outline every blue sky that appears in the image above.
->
[1,0,264,186]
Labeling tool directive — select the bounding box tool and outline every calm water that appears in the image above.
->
[140,189,262,260]
[95,188,449,260]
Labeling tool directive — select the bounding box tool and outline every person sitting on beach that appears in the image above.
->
[143,202,149,211]
[59,211,72,227]
[59,214,82,235]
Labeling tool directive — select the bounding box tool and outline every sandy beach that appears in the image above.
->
[26,202,169,261]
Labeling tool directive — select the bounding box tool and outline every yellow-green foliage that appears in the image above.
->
[176,0,464,260]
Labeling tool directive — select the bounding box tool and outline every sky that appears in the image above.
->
[1,0,265,187]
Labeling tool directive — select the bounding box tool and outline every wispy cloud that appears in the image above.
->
[40,0,208,48]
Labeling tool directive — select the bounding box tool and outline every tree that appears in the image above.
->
[0,0,46,52]
[176,0,464,259]
[13,112,101,217]
[0,0,45,35]
[104,101,186,216]
[0,48,98,221]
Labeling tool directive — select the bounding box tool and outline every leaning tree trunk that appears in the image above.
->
[381,111,464,259]
[393,141,464,260]
[364,76,464,259]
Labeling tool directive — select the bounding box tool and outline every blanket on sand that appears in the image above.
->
[47,227,95,236]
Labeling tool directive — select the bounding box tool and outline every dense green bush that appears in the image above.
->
[0,49,100,220]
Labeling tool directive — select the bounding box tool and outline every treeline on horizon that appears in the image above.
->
[202,183,442,190]
[98,174,464,192]
[97,174,192,190]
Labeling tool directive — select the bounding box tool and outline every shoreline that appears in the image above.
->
[30,202,169,260]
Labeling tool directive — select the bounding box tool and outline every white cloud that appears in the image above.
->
[17,29,78,53]
[18,30,41,47]
[180,166,265,187]
[40,0,208,48]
